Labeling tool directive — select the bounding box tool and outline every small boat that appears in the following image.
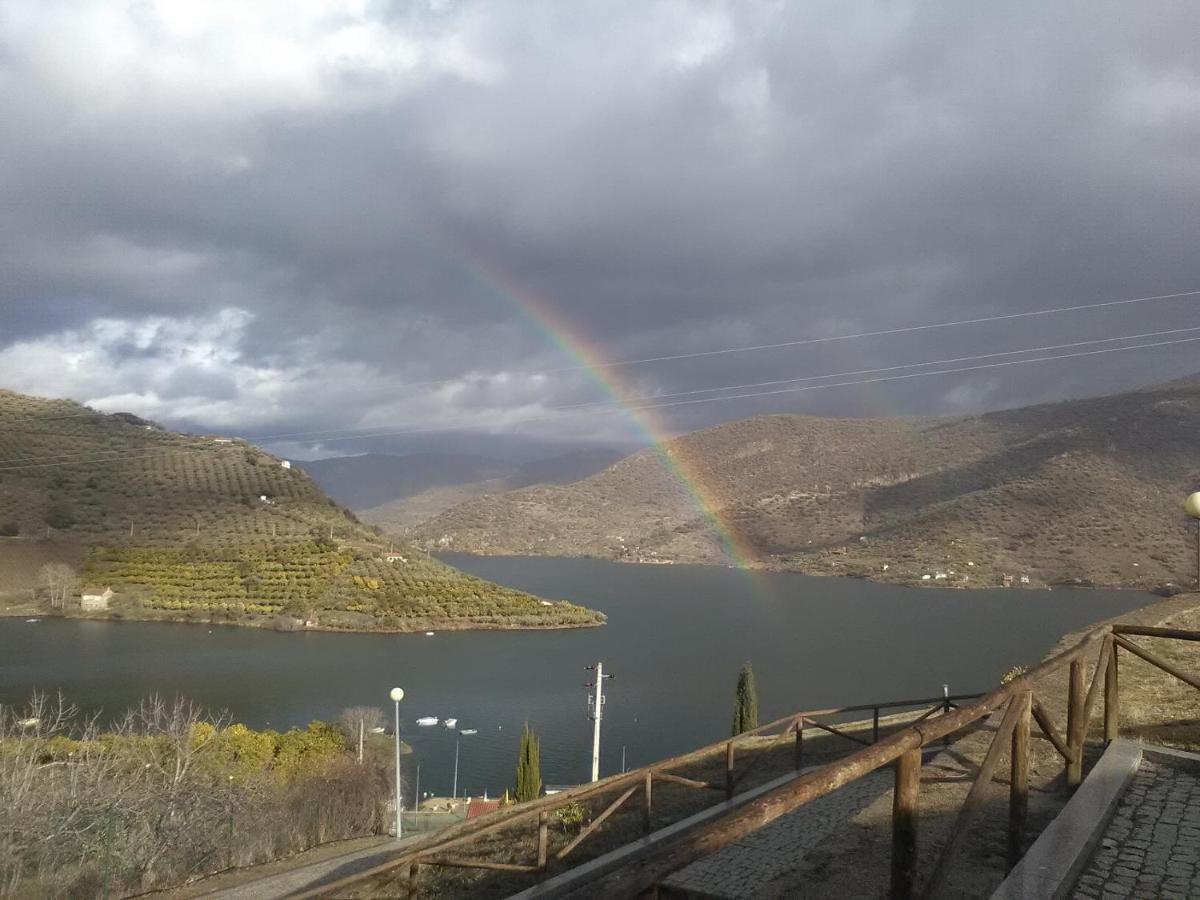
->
[369,726,385,734]
[415,716,439,727]
[444,718,458,729]
[25,618,38,623]
[425,631,435,636]
[459,729,477,735]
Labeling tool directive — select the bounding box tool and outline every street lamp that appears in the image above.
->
[1185,493,1200,587]
[390,687,404,840]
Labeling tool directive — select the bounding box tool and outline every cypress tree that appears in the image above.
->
[515,721,542,802]
[732,662,759,735]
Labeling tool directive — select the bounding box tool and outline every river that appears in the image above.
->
[0,554,1148,799]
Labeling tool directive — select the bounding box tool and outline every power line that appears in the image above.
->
[0,331,1196,473]
[1,324,1192,466]
[14,286,1200,429]
[243,324,1200,444]
[527,287,1200,374]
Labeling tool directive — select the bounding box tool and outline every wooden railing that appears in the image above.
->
[299,621,1200,899]
[294,693,978,898]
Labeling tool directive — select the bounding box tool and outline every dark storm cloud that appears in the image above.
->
[2,1,1199,456]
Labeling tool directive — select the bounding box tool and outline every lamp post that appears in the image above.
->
[1185,493,1200,587]
[390,687,404,840]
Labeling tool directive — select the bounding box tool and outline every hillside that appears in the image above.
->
[0,390,602,631]
[306,447,624,531]
[411,377,1200,591]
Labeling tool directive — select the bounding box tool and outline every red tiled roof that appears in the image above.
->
[466,799,501,820]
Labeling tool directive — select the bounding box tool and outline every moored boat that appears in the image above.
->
[415,716,438,726]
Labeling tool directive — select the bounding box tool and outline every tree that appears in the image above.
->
[38,563,77,610]
[514,722,541,802]
[731,662,758,736]
[336,707,385,764]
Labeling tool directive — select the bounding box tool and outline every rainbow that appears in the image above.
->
[456,256,761,571]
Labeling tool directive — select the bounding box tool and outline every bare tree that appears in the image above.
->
[0,693,385,897]
[38,563,77,609]
[336,707,385,764]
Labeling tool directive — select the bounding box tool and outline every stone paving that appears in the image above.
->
[660,769,892,899]
[1072,755,1200,900]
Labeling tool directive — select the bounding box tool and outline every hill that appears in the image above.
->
[306,447,624,531]
[0,389,602,631]
[411,377,1200,591]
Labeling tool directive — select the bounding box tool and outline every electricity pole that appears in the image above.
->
[586,662,614,782]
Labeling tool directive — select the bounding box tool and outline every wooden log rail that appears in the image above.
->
[303,620,1200,899]
[295,690,982,898]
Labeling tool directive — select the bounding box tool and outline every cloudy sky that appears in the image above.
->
[2,1,1199,460]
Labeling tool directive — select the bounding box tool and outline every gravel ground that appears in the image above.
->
[661,769,892,898]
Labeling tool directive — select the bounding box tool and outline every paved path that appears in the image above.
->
[1072,754,1200,900]
[203,835,424,899]
[660,769,892,899]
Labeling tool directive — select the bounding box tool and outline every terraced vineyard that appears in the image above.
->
[0,389,602,631]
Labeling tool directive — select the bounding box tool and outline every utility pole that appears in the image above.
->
[586,662,614,782]
[453,735,460,799]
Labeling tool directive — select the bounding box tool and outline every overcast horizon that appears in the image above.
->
[3,1,1200,461]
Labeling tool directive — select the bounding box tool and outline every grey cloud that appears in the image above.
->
[2,1,1200,458]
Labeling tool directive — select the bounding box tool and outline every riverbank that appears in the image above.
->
[434,549,1180,600]
[0,596,606,635]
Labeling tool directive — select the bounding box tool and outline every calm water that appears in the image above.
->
[0,555,1148,798]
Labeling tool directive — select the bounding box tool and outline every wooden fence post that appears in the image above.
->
[1066,659,1084,787]
[537,812,549,871]
[794,719,804,771]
[1105,644,1119,742]
[891,748,921,900]
[643,770,653,834]
[725,741,735,800]
[1008,690,1031,867]
[405,860,420,900]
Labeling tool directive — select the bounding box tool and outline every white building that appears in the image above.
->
[80,587,114,611]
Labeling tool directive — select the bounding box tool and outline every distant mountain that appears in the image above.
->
[411,377,1200,591]
[0,390,602,631]
[305,447,625,531]
[301,452,513,509]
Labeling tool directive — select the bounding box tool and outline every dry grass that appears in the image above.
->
[1105,606,1200,751]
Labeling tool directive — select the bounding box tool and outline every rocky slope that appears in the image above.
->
[411,376,1200,591]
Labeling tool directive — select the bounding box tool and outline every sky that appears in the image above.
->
[2,1,1200,461]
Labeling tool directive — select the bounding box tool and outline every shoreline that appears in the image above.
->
[0,601,606,635]
[436,549,1172,594]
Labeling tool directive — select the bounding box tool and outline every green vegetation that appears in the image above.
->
[732,662,758,736]
[0,389,604,631]
[0,694,391,896]
[514,722,542,802]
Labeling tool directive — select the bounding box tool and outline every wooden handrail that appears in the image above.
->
[1113,633,1200,691]
[1111,624,1200,641]
[301,624,1140,899]
[525,627,1111,898]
